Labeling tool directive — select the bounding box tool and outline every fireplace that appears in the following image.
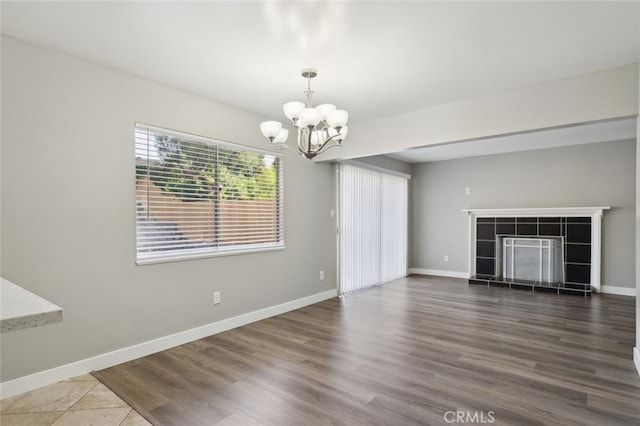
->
[463,207,609,296]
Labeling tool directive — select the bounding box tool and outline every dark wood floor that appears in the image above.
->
[93,275,640,425]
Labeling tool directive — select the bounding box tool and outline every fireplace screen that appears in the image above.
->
[502,237,563,283]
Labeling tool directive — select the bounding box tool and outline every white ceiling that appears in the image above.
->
[1,1,639,161]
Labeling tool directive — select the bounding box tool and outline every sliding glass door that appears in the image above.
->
[338,163,408,296]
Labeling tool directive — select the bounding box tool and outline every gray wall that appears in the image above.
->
[411,139,636,289]
[1,36,336,381]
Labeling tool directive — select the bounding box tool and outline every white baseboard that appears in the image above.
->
[599,286,636,296]
[408,268,470,279]
[0,289,337,399]
[634,347,640,378]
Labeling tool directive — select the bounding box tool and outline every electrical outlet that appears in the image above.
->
[444,255,449,262]
[213,291,221,305]
[465,187,471,195]
[320,270,325,280]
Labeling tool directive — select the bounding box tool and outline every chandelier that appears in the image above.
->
[260,69,348,159]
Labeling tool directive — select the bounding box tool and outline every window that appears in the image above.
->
[135,124,284,264]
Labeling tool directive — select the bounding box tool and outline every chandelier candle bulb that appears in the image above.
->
[259,121,282,139]
[299,108,321,127]
[316,103,337,120]
[283,101,305,120]
[260,68,348,159]
[274,128,289,144]
[327,110,348,128]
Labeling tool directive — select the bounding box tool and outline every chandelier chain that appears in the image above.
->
[304,72,314,107]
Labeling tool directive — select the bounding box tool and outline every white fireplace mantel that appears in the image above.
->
[462,207,610,292]
[462,207,610,218]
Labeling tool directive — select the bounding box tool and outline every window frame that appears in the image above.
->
[135,123,285,265]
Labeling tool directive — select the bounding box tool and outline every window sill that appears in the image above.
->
[136,245,285,266]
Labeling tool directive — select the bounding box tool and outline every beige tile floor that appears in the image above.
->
[0,373,152,426]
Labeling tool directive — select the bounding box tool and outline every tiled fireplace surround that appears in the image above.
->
[464,207,609,297]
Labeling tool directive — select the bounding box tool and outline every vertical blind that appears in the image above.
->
[338,163,408,295]
[135,124,284,264]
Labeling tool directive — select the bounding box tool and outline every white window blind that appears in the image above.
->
[338,163,408,295]
[380,173,409,283]
[135,124,284,264]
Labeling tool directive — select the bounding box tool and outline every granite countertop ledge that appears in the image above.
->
[1,278,63,333]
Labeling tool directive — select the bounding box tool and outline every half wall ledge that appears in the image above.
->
[1,278,63,333]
